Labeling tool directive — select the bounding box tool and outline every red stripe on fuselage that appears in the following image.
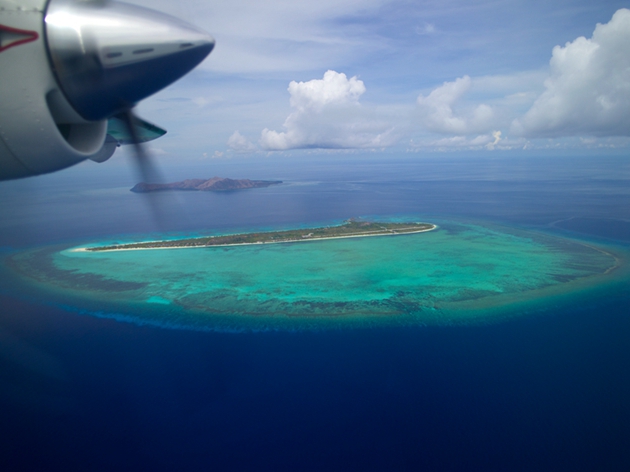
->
[0,24,39,53]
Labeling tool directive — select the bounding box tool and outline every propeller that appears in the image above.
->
[118,109,162,183]
[44,0,215,224]
[118,109,170,225]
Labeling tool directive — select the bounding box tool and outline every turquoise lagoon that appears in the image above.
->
[5,220,625,331]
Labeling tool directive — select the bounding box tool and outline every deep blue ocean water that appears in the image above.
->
[1,154,629,471]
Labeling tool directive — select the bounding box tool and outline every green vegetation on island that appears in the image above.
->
[85,220,436,252]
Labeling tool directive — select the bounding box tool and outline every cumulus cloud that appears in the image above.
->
[513,8,630,138]
[260,71,396,150]
[486,130,502,150]
[416,76,496,135]
[288,70,365,110]
[227,131,257,152]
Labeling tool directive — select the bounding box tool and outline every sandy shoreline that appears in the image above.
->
[72,224,438,253]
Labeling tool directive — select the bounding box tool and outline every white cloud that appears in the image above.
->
[408,131,527,152]
[288,70,366,111]
[486,130,502,150]
[416,76,496,135]
[227,131,257,152]
[513,8,630,138]
[260,71,397,150]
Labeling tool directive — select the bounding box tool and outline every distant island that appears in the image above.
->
[81,220,437,252]
[131,177,282,193]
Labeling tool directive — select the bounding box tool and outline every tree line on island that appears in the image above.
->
[85,220,437,252]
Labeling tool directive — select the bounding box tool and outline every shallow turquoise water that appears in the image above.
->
[7,220,620,331]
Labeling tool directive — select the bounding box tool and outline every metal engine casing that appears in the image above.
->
[0,0,109,180]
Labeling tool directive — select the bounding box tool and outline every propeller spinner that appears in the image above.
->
[44,0,215,121]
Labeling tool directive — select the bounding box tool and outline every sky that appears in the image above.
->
[118,0,629,163]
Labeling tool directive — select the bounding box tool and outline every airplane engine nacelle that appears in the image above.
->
[0,0,214,181]
[0,0,109,179]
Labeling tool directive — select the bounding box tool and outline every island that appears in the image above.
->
[130,177,282,193]
[82,220,437,252]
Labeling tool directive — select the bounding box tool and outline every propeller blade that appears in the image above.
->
[119,109,169,225]
[119,110,162,183]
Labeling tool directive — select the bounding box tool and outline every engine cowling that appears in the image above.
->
[0,0,214,181]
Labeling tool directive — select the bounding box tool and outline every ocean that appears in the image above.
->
[1,153,629,470]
